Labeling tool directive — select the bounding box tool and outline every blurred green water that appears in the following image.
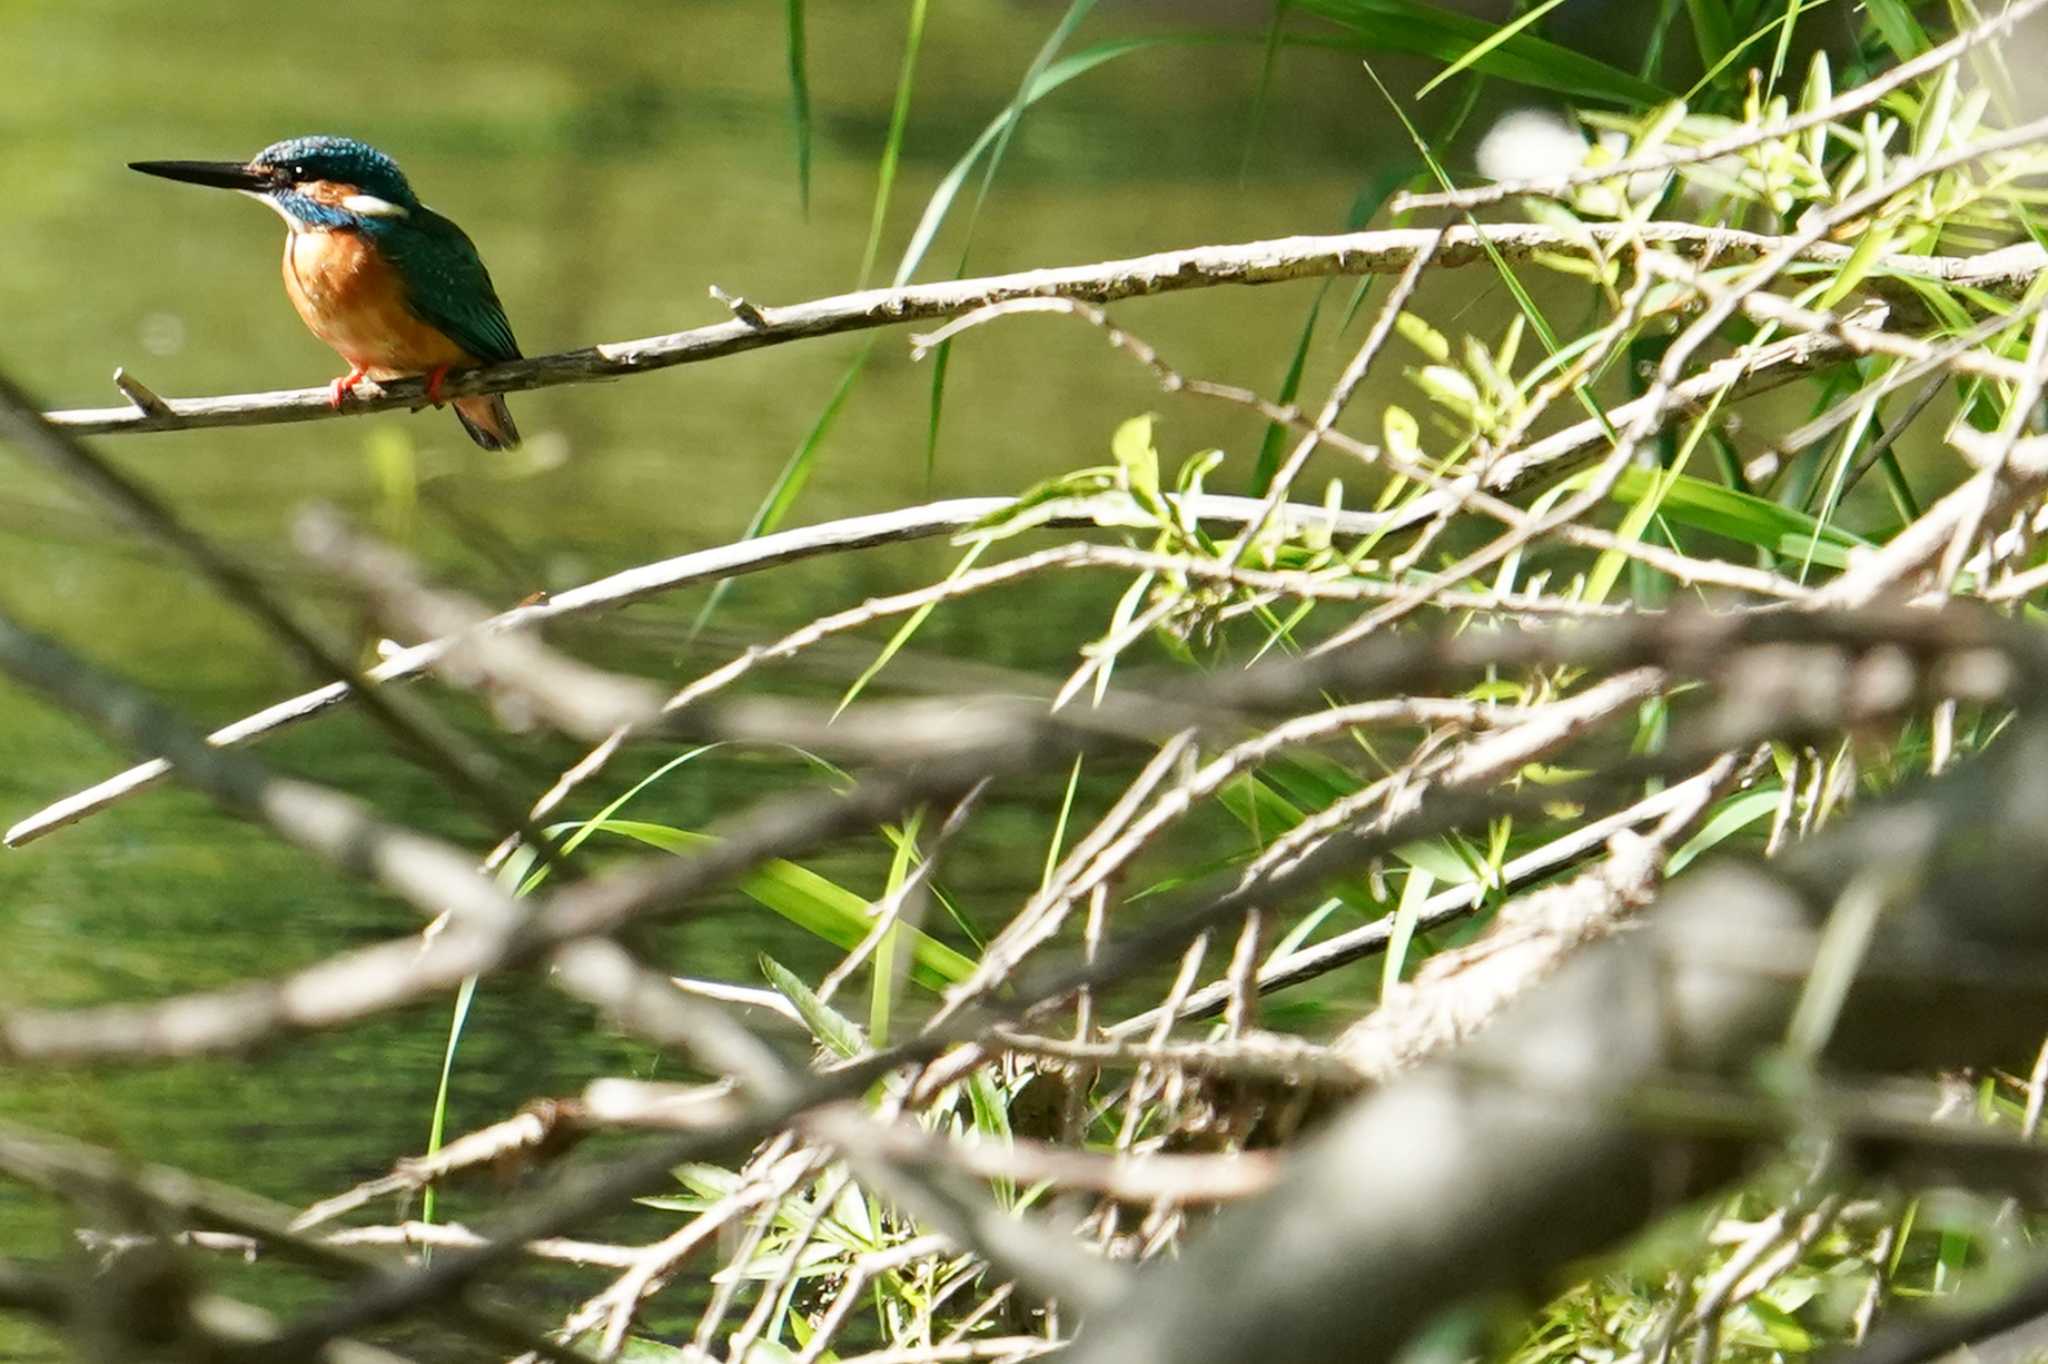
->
[0,0,1425,1352]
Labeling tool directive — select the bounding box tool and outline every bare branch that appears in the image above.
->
[35,222,2034,439]
[2,491,1392,847]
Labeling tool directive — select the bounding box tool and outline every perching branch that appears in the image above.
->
[36,222,2043,438]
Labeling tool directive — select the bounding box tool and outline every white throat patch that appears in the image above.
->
[341,193,409,218]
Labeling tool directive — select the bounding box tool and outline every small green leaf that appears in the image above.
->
[1112,413,1163,506]
[1381,867,1436,992]
[1395,838,1478,885]
[1414,364,1481,418]
[1395,311,1451,363]
[1384,404,1423,461]
[762,954,867,1059]
[1666,787,1781,875]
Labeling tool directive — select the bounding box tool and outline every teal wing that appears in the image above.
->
[379,208,521,364]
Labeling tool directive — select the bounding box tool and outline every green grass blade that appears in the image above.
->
[1577,465,1871,567]
[1255,286,1327,492]
[1414,0,1573,99]
[418,973,478,1236]
[1240,1,1291,178]
[691,343,873,640]
[965,1067,1018,1208]
[1685,0,1736,68]
[1291,0,1667,105]
[924,336,951,485]
[1044,754,1086,890]
[870,811,921,1047]
[857,0,933,287]
[584,818,976,990]
[785,0,813,214]
[1381,868,1435,993]
[1862,0,1929,60]
[1682,0,1832,102]
[1582,406,1718,607]
[431,743,729,1230]
[1666,786,1780,874]
[895,34,1182,285]
[834,538,989,718]
[1363,59,1612,436]
[952,0,1100,266]
[1764,0,1800,94]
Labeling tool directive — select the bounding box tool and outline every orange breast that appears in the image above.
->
[281,229,474,378]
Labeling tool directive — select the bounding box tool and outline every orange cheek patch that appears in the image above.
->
[298,179,356,207]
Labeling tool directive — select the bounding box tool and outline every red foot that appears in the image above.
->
[328,365,370,410]
[424,364,451,407]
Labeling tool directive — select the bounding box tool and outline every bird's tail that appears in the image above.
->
[453,394,520,451]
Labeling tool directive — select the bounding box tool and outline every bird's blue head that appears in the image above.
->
[130,135,420,231]
[254,136,416,207]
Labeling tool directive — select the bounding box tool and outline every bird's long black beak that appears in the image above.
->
[128,159,278,192]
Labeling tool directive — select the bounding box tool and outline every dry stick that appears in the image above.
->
[807,1109,1279,1204]
[721,1166,861,1364]
[989,1029,1359,1088]
[1315,113,2048,656]
[23,611,2029,1355]
[1939,310,2048,593]
[320,1224,645,1269]
[0,1258,70,1322]
[1689,1193,1845,1364]
[831,1339,1060,1364]
[1759,288,2048,471]
[792,1235,963,1364]
[234,731,1947,1356]
[293,1103,591,1233]
[0,657,1043,1064]
[804,1104,1131,1318]
[926,294,1826,604]
[1809,440,2048,609]
[940,696,1514,1024]
[0,1121,594,1364]
[1231,668,1665,898]
[484,532,1595,883]
[0,612,528,959]
[816,779,989,1004]
[1394,0,2048,213]
[932,730,1205,1030]
[24,285,1858,854]
[1226,228,1446,556]
[39,224,2037,439]
[1729,290,2032,386]
[0,371,561,861]
[538,1137,811,1355]
[1333,755,1736,1083]
[294,507,664,743]
[3,491,1381,847]
[218,760,1548,1359]
[1107,759,1732,1035]
[489,533,1551,880]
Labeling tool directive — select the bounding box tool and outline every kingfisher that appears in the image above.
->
[130,135,521,450]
